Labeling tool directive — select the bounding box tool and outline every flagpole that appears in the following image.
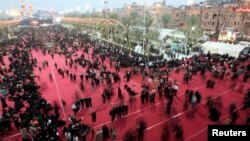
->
[143,0,146,55]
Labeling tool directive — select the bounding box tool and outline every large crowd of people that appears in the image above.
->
[0,25,249,141]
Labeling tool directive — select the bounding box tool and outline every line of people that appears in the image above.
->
[109,103,129,121]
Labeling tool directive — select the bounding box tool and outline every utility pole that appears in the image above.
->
[104,0,108,18]
[238,0,247,35]
[199,6,203,27]
[143,0,146,55]
[215,0,224,39]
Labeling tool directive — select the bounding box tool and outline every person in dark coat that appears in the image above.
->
[229,103,238,124]
[137,120,146,141]
[195,91,201,103]
[91,110,96,123]
[118,87,123,99]
[209,105,221,122]
[173,124,183,139]
[109,107,116,122]
[102,125,110,139]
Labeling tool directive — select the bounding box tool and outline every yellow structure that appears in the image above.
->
[28,1,33,17]
[8,6,22,18]
[20,0,26,17]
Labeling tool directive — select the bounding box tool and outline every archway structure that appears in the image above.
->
[0,20,21,29]
[62,17,126,30]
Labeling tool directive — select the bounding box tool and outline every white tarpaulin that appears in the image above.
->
[134,45,143,54]
[158,28,186,40]
[201,41,246,58]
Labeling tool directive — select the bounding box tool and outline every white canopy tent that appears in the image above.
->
[158,29,209,42]
[158,28,186,41]
[130,27,186,41]
[201,41,246,58]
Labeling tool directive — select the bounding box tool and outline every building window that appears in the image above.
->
[230,13,236,19]
[212,14,217,20]
[204,13,209,19]
[219,14,224,20]
[240,13,244,20]
[247,15,250,20]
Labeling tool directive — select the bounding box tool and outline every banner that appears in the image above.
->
[236,6,250,12]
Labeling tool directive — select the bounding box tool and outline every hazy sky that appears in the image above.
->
[0,0,204,12]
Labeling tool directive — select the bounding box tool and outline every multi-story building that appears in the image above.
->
[98,0,250,36]
[233,0,250,5]
[207,0,224,5]
[200,1,249,35]
[207,0,241,5]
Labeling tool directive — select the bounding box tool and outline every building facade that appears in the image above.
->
[110,1,250,36]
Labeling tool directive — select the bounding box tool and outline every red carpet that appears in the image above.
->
[1,47,250,141]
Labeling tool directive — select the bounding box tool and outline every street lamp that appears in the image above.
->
[76,6,80,12]
[127,5,131,15]
[85,4,90,12]
[188,0,194,6]
[185,26,195,55]
[97,9,102,13]
[103,0,108,18]
[156,3,161,23]
[128,5,131,10]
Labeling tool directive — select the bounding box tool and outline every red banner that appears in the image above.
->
[235,6,250,12]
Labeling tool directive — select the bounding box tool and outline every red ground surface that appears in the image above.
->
[1,47,250,141]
